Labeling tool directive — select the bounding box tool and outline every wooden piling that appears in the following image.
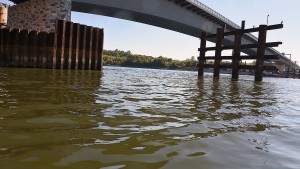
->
[241,20,245,30]
[213,28,224,79]
[64,21,73,69]
[56,20,66,69]
[97,29,104,70]
[255,25,267,81]
[91,28,99,70]
[3,29,10,67]
[28,31,38,68]
[19,30,29,67]
[78,25,86,70]
[10,29,20,67]
[0,29,4,67]
[85,26,93,70]
[286,67,289,78]
[198,32,207,77]
[232,29,242,80]
[71,23,80,69]
[46,32,56,69]
[0,19,104,71]
[37,32,47,68]
[293,68,296,79]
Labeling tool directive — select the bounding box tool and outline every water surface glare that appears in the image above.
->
[0,67,300,169]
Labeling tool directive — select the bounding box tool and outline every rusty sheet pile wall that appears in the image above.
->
[0,20,104,70]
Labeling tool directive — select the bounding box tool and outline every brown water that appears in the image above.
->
[0,66,300,169]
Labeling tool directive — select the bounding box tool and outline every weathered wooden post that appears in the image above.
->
[97,29,104,70]
[0,29,4,66]
[71,23,80,69]
[255,25,267,81]
[79,25,86,70]
[286,67,290,78]
[85,26,93,70]
[3,29,10,67]
[10,29,20,67]
[213,28,224,78]
[232,29,242,80]
[293,68,296,79]
[19,30,29,67]
[28,31,37,68]
[198,32,207,77]
[38,32,47,68]
[64,21,73,69]
[56,20,66,69]
[46,32,56,69]
[91,28,99,70]
[241,20,245,31]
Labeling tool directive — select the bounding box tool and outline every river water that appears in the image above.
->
[0,66,300,169]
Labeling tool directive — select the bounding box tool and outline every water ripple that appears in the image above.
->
[1,67,300,168]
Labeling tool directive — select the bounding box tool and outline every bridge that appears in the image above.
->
[10,0,299,71]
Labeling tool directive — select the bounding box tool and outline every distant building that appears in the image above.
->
[0,3,8,28]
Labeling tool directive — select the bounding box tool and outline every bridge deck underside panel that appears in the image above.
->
[72,0,256,54]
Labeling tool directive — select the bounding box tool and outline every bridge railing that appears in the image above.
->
[186,0,240,29]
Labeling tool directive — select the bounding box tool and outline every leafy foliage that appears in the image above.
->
[103,49,197,70]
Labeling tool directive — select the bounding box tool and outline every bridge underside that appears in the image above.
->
[71,0,259,55]
[72,1,211,39]
[9,0,29,4]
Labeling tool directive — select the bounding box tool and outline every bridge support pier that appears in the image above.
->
[1,1,104,71]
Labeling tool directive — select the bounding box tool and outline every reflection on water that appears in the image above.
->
[0,67,300,169]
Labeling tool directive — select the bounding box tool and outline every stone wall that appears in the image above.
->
[0,3,8,28]
[7,0,71,32]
